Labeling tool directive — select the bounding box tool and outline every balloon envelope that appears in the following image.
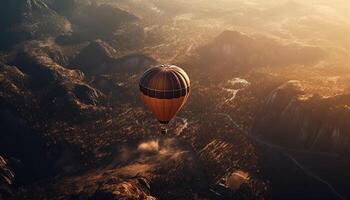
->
[139,65,190,124]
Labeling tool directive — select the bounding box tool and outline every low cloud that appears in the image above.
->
[137,140,159,153]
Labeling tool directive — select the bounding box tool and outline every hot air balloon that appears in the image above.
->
[139,64,190,134]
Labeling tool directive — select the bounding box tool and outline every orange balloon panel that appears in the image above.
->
[140,93,187,123]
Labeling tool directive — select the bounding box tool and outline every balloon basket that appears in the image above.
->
[160,127,167,135]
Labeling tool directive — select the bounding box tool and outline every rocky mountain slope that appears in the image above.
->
[0,0,70,50]
[193,31,325,76]
[53,0,142,49]
[0,44,109,187]
[253,80,350,155]
[0,156,14,200]
[71,39,157,75]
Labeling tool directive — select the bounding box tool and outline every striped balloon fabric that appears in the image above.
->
[139,64,190,124]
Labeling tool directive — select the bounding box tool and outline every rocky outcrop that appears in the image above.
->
[253,80,350,155]
[72,40,157,75]
[91,177,156,200]
[8,49,105,120]
[71,39,117,75]
[0,156,14,199]
[110,54,157,74]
